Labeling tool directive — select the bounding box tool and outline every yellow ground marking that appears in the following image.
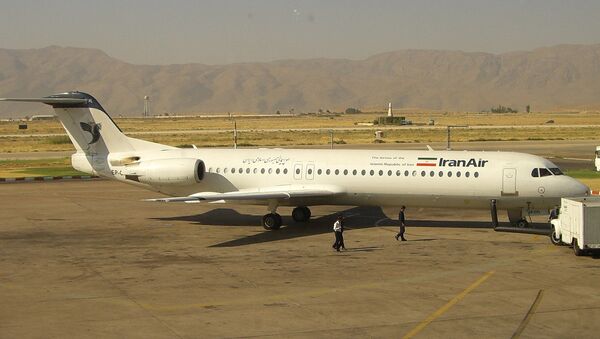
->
[402,270,495,339]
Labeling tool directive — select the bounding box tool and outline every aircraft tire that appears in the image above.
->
[292,206,311,222]
[516,219,529,228]
[263,213,282,230]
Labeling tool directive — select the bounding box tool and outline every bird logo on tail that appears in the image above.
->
[80,121,101,144]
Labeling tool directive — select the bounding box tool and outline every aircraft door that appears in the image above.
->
[306,163,315,180]
[502,168,517,195]
[293,162,303,180]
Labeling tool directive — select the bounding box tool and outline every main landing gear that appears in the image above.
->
[292,206,311,222]
[262,204,312,230]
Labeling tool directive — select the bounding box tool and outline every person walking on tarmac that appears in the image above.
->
[395,206,407,241]
[548,205,559,222]
[332,215,346,251]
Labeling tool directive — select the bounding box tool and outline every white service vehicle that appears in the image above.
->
[550,197,600,256]
[595,146,600,171]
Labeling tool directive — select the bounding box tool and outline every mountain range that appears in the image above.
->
[1,44,600,117]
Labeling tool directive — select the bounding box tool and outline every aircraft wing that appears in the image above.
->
[145,184,344,203]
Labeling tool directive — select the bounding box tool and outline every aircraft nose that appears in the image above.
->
[567,178,589,197]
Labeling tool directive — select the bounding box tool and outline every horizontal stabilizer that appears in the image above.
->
[0,97,88,105]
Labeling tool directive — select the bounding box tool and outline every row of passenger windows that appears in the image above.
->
[531,167,564,177]
[207,167,480,178]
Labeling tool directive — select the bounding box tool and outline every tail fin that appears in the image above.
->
[1,91,169,154]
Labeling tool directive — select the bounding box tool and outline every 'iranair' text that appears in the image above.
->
[439,158,489,167]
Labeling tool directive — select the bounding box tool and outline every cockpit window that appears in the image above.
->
[531,168,539,177]
[539,168,552,177]
[549,168,563,175]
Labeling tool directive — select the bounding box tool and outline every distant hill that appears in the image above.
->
[1,44,600,117]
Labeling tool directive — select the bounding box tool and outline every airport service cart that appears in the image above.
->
[550,197,600,256]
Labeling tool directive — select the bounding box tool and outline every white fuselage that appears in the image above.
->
[87,147,589,212]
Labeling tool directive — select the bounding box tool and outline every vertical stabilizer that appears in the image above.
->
[0,91,171,155]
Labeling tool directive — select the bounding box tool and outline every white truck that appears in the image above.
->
[596,146,600,171]
[550,197,600,256]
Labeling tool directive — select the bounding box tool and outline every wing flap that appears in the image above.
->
[145,185,343,203]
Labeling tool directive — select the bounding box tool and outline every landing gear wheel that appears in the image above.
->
[262,213,282,230]
[292,206,311,222]
[550,227,562,246]
[516,219,529,228]
[573,238,584,256]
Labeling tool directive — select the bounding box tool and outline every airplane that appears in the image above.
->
[0,91,589,230]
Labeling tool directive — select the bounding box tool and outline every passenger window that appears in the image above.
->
[343,169,348,175]
[412,170,417,176]
[276,168,281,174]
[284,168,288,174]
[326,169,331,175]
[239,167,243,173]
[208,167,213,172]
[379,170,384,176]
[361,170,366,176]
[268,168,272,174]
[296,168,301,175]
[388,170,392,176]
[430,171,435,177]
[456,171,461,177]
[474,172,479,178]
[308,168,313,175]
[370,170,375,176]
[224,168,228,174]
[404,170,409,176]
[539,168,552,177]
[531,168,539,177]
[421,171,426,177]
[253,168,257,174]
[216,168,221,173]
[465,172,470,178]
[317,169,322,175]
[261,168,265,174]
[396,170,401,176]
[335,169,340,175]
[439,171,443,177]
[448,171,452,177]
[353,169,357,175]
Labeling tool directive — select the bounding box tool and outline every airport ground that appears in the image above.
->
[1,180,600,338]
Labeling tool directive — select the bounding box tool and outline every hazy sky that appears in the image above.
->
[1,0,599,65]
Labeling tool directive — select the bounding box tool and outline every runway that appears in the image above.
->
[1,180,599,338]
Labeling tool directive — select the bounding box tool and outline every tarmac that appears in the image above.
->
[1,180,599,338]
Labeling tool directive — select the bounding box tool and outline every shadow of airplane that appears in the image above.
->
[153,206,390,247]
[150,206,552,247]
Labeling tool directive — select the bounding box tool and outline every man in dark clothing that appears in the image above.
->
[548,205,559,222]
[332,215,346,251]
[395,206,407,241]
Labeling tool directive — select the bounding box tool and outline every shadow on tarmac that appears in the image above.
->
[150,206,554,247]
